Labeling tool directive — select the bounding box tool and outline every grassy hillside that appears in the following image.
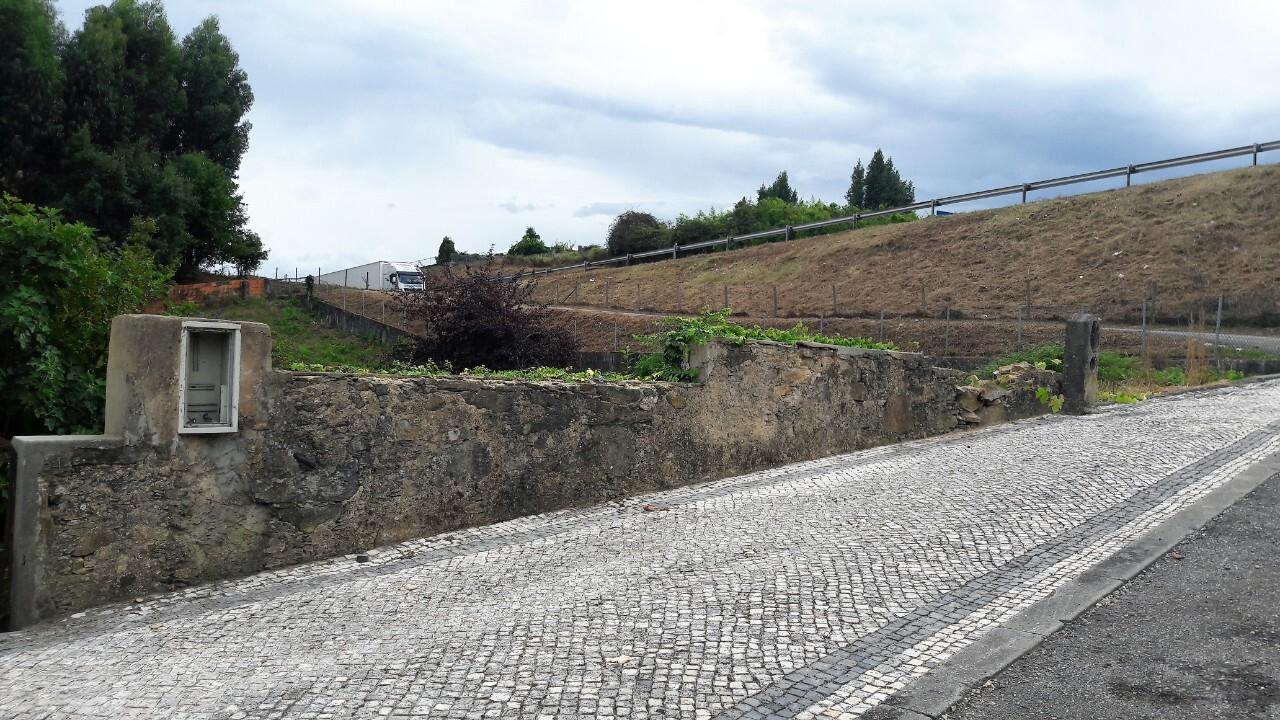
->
[528,165,1280,326]
[182,298,393,369]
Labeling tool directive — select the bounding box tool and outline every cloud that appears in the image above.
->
[498,200,549,214]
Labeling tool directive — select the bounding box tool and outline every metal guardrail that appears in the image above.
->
[512,140,1280,278]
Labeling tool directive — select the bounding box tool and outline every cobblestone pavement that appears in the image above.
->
[5,380,1280,720]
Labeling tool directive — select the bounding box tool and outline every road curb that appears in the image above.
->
[878,445,1280,720]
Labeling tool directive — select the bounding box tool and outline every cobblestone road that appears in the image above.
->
[5,380,1280,720]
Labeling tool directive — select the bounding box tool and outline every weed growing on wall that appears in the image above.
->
[631,310,898,381]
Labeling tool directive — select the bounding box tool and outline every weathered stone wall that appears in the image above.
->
[9,317,1059,627]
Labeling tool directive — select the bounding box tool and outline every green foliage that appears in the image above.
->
[0,0,65,202]
[1034,387,1065,413]
[606,210,669,255]
[174,16,253,174]
[977,344,1064,377]
[0,194,170,436]
[844,160,865,208]
[856,149,916,209]
[1149,367,1186,386]
[436,236,456,263]
[507,226,549,256]
[200,297,391,369]
[632,310,897,382]
[757,170,798,204]
[1,0,264,278]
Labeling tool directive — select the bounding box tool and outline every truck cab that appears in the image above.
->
[387,262,425,291]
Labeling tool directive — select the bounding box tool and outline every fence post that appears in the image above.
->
[919,282,927,316]
[1063,315,1101,414]
[605,280,611,306]
[1214,293,1223,369]
[723,285,729,310]
[1141,299,1149,363]
[1024,279,1032,320]
[613,321,619,352]
[831,284,837,317]
[772,286,779,317]
[943,304,951,357]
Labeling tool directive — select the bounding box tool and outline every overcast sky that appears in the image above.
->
[56,0,1280,275]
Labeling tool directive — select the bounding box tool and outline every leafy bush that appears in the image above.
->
[606,211,670,255]
[1,195,170,436]
[507,227,549,256]
[1149,367,1186,386]
[399,257,578,370]
[631,310,897,381]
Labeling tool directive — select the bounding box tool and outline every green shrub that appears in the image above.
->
[1,195,170,436]
[630,309,897,381]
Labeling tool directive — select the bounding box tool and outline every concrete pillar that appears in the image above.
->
[1062,314,1100,414]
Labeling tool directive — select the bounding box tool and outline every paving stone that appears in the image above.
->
[2,381,1279,719]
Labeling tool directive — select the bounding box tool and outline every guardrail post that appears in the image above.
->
[785,226,795,242]
[1255,143,1261,166]
[626,254,632,266]
[1021,184,1029,203]
[672,243,679,260]
[1126,164,1134,187]
[929,200,937,217]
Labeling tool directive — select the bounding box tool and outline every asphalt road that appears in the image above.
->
[944,471,1280,720]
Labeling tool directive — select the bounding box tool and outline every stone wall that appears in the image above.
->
[8,316,1059,627]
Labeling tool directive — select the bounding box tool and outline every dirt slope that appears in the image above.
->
[528,165,1280,326]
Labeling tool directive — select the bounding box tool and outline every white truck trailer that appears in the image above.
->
[318,261,425,292]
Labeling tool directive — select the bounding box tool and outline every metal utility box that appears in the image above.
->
[178,321,241,433]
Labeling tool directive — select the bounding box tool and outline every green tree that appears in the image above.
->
[0,0,65,204]
[606,210,669,254]
[174,16,252,174]
[508,226,549,256]
[49,0,265,278]
[845,160,866,208]
[757,171,799,204]
[861,149,915,209]
[0,194,170,437]
[437,235,456,263]
[60,0,185,150]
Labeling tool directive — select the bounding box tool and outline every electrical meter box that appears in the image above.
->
[178,320,241,433]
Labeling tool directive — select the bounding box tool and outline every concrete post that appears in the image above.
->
[1062,314,1101,414]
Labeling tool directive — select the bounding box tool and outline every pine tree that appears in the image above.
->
[859,149,915,209]
[757,171,799,204]
[437,236,456,264]
[844,160,866,208]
